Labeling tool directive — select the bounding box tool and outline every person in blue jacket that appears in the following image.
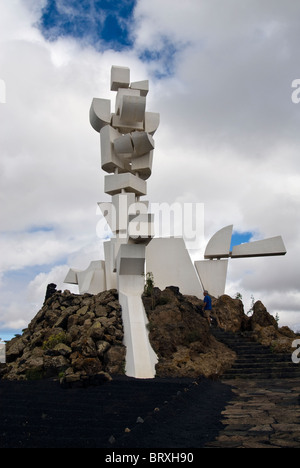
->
[203,290,221,327]
[203,290,212,326]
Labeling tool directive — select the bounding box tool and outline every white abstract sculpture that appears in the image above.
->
[65,65,287,378]
[66,66,159,378]
[195,225,286,298]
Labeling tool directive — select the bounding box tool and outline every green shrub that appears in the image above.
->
[43,331,67,350]
[144,272,154,296]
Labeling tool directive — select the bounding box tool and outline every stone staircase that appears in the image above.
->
[212,328,300,380]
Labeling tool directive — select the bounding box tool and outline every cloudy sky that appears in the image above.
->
[0,0,300,339]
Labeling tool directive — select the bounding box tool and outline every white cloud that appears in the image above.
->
[0,0,299,334]
[27,264,76,307]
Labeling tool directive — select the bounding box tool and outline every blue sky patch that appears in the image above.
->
[0,329,22,341]
[38,0,136,50]
[139,37,179,79]
[37,0,183,79]
[27,225,54,234]
[230,231,253,251]
[2,263,56,287]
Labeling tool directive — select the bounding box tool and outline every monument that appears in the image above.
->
[65,66,286,379]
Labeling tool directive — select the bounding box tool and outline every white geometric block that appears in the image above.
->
[77,269,95,293]
[89,98,111,133]
[204,225,233,259]
[127,199,149,215]
[106,236,131,274]
[113,133,134,157]
[119,290,158,378]
[195,259,229,298]
[111,65,130,91]
[100,125,131,174]
[146,237,203,297]
[128,199,150,229]
[64,268,80,284]
[231,236,287,258]
[128,213,155,243]
[131,151,153,180]
[115,88,140,115]
[144,112,160,135]
[65,261,106,295]
[131,131,155,157]
[97,201,116,234]
[88,262,106,294]
[120,95,146,123]
[99,195,151,241]
[111,114,144,133]
[103,240,117,290]
[117,244,146,276]
[111,192,136,232]
[104,173,147,196]
[118,258,158,379]
[130,80,149,97]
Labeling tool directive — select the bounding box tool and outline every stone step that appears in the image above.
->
[212,328,298,380]
[225,365,300,375]
[227,347,274,355]
[223,370,300,380]
[235,354,291,361]
[222,369,300,380]
[230,363,296,372]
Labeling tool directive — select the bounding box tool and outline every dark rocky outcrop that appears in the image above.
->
[1,288,125,385]
[44,283,57,303]
[143,287,236,378]
[211,294,247,332]
[1,285,298,383]
[211,295,300,353]
[248,300,299,353]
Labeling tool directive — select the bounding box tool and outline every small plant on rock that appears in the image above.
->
[144,272,155,310]
[43,331,67,350]
[144,272,154,296]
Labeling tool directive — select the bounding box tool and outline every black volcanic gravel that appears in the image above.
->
[0,376,234,448]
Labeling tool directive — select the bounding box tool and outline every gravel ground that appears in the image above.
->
[0,376,233,449]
